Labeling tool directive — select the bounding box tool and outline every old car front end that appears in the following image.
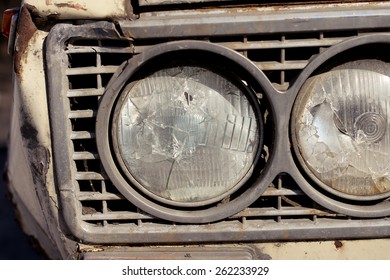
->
[4,0,390,259]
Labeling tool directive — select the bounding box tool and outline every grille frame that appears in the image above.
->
[45,9,390,244]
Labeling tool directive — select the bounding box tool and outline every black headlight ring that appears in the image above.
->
[96,40,276,223]
[290,34,390,217]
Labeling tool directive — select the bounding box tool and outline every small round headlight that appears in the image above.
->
[292,67,390,200]
[112,64,260,206]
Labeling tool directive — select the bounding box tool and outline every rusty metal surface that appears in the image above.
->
[14,5,37,79]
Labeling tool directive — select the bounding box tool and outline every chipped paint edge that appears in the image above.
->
[22,0,131,20]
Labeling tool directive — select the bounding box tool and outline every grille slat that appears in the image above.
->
[217,37,345,50]
[69,109,96,119]
[82,212,153,221]
[67,89,105,98]
[66,66,119,75]
[67,46,134,54]
[73,151,99,160]
[76,172,105,180]
[232,207,338,218]
[79,192,124,201]
[70,131,96,140]
[256,60,309,71]
[262,187,303,196]
[133,35,345,54]
[80,207,335,222]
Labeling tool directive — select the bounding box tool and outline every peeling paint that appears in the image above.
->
[24,0,132,20]
[20,112,51,184]
[334,240,343,249]
[78,244,105,253]
[54,3,87,11]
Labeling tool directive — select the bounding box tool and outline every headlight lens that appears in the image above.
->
[293,69,390,200]
[113,65,260,206]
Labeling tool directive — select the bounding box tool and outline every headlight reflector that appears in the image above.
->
[112,65,260,206]
[293,68,390,200]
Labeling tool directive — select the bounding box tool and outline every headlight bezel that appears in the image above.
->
[95,40,273,223]
[291,64,390,202]
[289,36,390,218]
[110,61,263,208]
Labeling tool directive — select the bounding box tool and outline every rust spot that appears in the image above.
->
[334,240,343,249]
[54,3,87,11]
[14,5,38,79]
[82,206,97,215]
[184,253,192,258]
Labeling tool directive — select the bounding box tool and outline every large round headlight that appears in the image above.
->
[112,64,261,207]
[292,64,390,200]
[96,41,269,223]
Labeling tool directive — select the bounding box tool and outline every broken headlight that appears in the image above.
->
[96,41,267,223]
[292,66,390,201]
[112,65,260,207]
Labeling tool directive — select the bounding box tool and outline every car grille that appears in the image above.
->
[46,19,390,244]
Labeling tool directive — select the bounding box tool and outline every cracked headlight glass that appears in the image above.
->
[112,65,260,206]
[293,68,390,200]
